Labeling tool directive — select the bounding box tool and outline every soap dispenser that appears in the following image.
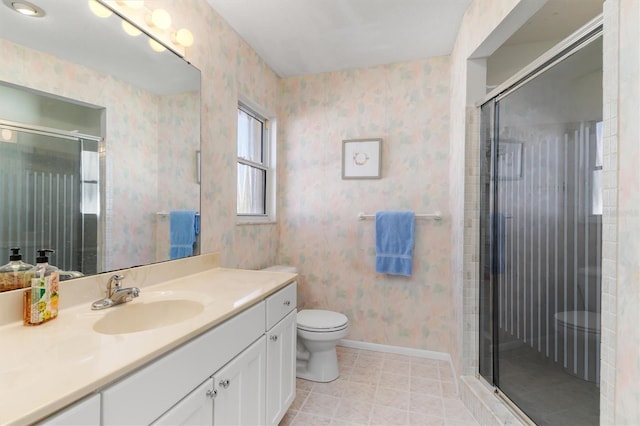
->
[23,249,59,326]
[0,248,34,292]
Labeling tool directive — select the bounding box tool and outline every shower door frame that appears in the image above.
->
[476,14,604,421]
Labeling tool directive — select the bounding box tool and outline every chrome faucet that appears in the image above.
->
[91,274,140,310]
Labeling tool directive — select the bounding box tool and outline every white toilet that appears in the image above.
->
[554,267,601,384]
[262,265,350,383]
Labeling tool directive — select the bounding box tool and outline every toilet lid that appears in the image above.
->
[297,309,348,332]
[554,311,600,333]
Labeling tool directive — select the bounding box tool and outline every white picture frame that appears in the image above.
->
[342,138,382,179]
[497,141,522,180]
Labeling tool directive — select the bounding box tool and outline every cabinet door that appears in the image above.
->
[38,394,100,426]
[266,309,297,426]
[152,379,214,426]
[213,336,266,426]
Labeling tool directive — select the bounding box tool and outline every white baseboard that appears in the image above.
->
[339,339,450,361]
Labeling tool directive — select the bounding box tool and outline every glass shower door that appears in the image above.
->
[479,36,602,426]
[0,126,99,274]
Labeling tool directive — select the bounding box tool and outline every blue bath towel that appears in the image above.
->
[169,210,200,260]
[492,212,505,274]
[375,211,415,276]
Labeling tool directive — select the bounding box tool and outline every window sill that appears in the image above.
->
[236,217,276,226]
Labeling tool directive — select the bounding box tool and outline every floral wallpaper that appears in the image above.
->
[278,58,453,353]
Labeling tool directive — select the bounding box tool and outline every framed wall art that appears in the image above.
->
[342,138,382,179]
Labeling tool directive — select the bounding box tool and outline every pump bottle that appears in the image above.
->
[23,249,59,326]
[0,248,33,292]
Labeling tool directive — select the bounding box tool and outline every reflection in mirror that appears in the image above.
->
[0,0,201,288]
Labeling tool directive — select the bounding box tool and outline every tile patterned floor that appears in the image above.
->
[279,346,480,426]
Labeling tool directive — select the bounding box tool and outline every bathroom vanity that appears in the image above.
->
[0,254,297,425]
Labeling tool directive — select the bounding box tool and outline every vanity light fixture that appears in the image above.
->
[146,8,171,29]
[121,20,142,36]
[0,128,17,143]
[172,28,194,48]
[148,38,166,52]
[4,0,45,17]
[88,0,112,18]
[108,1,196,54]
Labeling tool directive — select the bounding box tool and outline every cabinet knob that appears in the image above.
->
[206,389,217,399]
[283,300,291,306]
[219,379,230,389]
[270,334,278,341]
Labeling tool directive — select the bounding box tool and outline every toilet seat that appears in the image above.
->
[555,311,600,335]
[297,309,348,333]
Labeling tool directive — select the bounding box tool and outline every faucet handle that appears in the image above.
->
[107,274,125,295]
[110,274,124,286]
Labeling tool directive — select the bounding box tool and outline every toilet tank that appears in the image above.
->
[262,265,298,273]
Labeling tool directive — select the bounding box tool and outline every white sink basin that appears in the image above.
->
[93,300,204,335]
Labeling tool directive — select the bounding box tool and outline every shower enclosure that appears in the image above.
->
[0,125,100,275]
[478,23,602,426]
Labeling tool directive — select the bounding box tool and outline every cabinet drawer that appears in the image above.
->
[266,282,297,330]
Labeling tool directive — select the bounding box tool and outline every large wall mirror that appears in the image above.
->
[0,0,201,285]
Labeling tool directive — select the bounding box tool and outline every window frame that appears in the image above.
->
[236,98,276,224]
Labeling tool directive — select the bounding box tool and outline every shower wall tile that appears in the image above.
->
[610,0,640,422]
[449,0,523,383]
[600,0,619,423]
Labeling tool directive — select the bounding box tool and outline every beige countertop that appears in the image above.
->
[0,258,296,425]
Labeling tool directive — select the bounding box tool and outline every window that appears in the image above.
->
[591,121,603,215]
[237,102,274,222]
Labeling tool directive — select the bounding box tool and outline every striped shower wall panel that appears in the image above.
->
[0,168,80,272]
[496,121,602,383]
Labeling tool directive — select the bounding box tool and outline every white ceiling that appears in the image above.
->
[206,0,472,77]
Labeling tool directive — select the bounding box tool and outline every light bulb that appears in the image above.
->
[149,39,166,52]
[147,8,171,29]
[1,129,13,141]
[88,0,112,18]
[122,20,142,36]
[172,29,194,47]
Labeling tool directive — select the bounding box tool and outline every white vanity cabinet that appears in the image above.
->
[265,283,297,426]
[153,282,297,426]
[266,309,297,426]
[36,281,297,426]
[38,394,100,426]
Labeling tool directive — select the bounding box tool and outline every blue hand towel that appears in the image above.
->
[169,210,200,260]
[375,211,415,276]
[492,212,505,274]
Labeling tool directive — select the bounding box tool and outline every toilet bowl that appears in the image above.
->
[554,267,601,384]
[261,265,350,383]
[554,310,600,384]
[296,309,349,382]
